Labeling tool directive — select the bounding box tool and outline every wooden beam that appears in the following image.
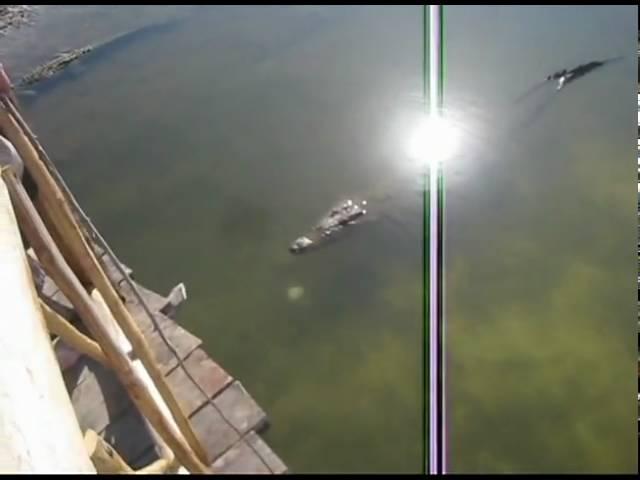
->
[0,168,209,474]
[0,169,95,473]
[40,299,109,367]
[0,96,209,466]
[0,101,92,286]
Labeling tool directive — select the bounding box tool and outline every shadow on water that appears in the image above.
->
[16,17,186,108]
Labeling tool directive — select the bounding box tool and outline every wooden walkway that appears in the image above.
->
[38,242,287,473]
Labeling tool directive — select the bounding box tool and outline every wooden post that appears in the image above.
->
[1,168,209,474]
[40,300,109,367]
[0,171,95,473]
[0,97,210,466]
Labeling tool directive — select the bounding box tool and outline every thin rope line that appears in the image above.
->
[1,95,271,471]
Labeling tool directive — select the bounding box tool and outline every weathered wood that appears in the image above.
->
[0,170,95,473]
[190,402,241,464]
[164,283,187,318]
[84,429,134,474]
[98,251,129,291]
[166,348,233,416]
[64,330,203,445]
[0,99,93,286]
[102,407,157,466]
[146,318,202,374]
[40,299,108,367]
[0,168,208,473]
[129,446,163,471]
[211,438,271,474]
[1,98,209,466]
[121,281,168,314]
[69,360,132,435]
[245,432,288,474]
[30,252,76,320]
[215,381,268,435]
[135,414,180,474]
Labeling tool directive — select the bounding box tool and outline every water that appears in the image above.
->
[2,5,636,474]
[443,5,637,474]
[8,5,424,474]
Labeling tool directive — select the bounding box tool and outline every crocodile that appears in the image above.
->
[289,199,368,254]
[15,17,182,90]
[546,56,624,91]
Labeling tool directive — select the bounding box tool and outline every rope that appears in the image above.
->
[1,95,271,471]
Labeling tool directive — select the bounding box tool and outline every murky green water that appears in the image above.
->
[444,6,637,474]
[3,5,636,473]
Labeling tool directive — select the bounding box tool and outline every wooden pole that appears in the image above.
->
[40,299,109,367]
[1,168,209,474]
[0,97,210,465]
[0,170,95,473]
[90,287,186,473]
[0,102,92,286]
[42,308,182,476]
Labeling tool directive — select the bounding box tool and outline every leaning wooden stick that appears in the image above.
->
[0,96,209,466]
[1,168,209,474]
[40,299,109,367]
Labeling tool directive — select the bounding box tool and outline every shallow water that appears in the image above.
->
[444,5,637,473]
[3,5,636,473]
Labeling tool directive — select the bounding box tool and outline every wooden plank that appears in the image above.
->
[129,445,162,471]
[68,359,132,435]
[145,318,202,375]
[98,251,129,290]
[48,289,77,320]
[166,348,232,416]
[38,271,76,320]
[120,281,186,322]
[121,281,169,314]
[126,297,174,334]
[190,402,240,464]
[214,381,268,435]
[101,407,156,466]
[62,354,98,390]
[245,432,288,474]
[39,268,59,299]
[210,438,270,474]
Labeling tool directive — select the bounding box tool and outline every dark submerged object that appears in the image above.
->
[16,18,182,90]
[546,57,623,90]
[289,199,368,253]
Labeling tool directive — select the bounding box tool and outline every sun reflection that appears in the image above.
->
[407,114,460,169]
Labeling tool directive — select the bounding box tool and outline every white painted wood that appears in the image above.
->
[0,178,95,474]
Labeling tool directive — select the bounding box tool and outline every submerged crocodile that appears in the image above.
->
[289,199,368,253]
[545,56,624,91]
[18,45,94,88]
[16,17,182,89]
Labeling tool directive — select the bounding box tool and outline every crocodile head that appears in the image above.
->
[289,236,314,254]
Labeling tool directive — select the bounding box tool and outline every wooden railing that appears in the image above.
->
[0,65,210,473]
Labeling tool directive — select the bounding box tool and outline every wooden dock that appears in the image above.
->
[1,64,287,473]
[38,241,287,474]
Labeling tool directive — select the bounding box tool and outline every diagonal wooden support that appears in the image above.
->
[1,167,209,474]
[0,96,209,466]
[40,299,109,367]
